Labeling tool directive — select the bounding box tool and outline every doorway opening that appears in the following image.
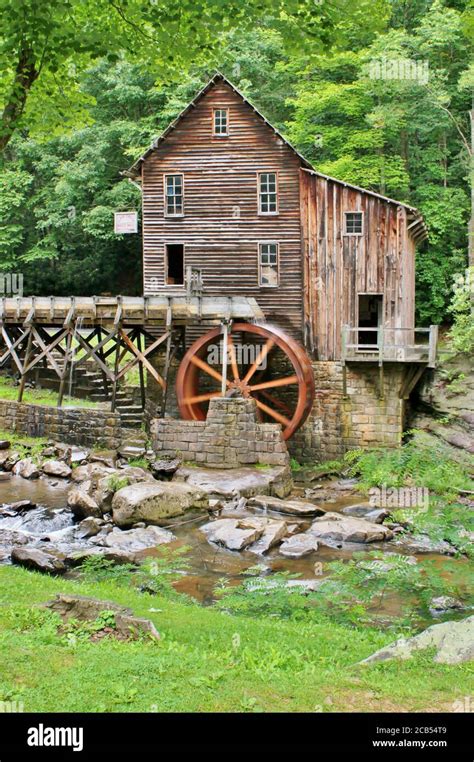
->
[357,294,383,349]
[165,244,184,285]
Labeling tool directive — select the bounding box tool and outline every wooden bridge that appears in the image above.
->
[0,295,264,411]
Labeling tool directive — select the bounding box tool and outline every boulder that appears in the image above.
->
[67,487,101,519]
[239,517,288,554]
[429,596,465,616]
[200,518,263,551]
[68,447,91,465]
[342,504,390,523]
[12,457,40,479]
[0,472,11,481]
[279,533,319,558]
[42,594,160,641]
[11,546,66,574]
[42,460,72,479]
[89,450,116,468]
[76,517,105,538]
[0,528,31,547]
[0,440,11,450]
[175,464,293,499]
[9,499,37,512]
[71,463,116,484]
[392,534,456,556]
[150,457,181,479]
[102,525,175,552]
[2,451,20,471]
[112,481,208,526]
[247,494,325,517]
[360,616,474,665]
[307,516,393,545]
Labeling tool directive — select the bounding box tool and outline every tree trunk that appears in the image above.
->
[0,44,38,154]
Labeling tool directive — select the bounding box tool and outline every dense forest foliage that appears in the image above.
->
[0,0,472,324]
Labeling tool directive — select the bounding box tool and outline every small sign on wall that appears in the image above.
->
[114,211,138,234]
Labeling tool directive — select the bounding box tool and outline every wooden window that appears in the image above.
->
[258,172,278,214]
[259,242,279,287]
[164,174,184,216]
[165,244,185,285]
[213,108,228,136]
[344,211,363,235]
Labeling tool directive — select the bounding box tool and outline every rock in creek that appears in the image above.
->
[67,487,101,519]
[150,457,181,479]
[279,533,319,558]
[174,465,293,499]
[9,499,37,512]
[42,594,160,641]
[429,595,466,616]
[342,504,390,523]
[241,518,288,554]
[360,616,474,665]
[0,440,11,450]
[200,518,262,551]
[11,546,66,574]
[12,458,40,480]
[112,481,208,526]
[391,533,456,556]
[42,460,72,479]
[307,515,393,545]
[247,494,325,517]
[89,450,116,468]
[102,525,175,552]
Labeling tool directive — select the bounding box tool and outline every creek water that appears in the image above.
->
[0,475,470,622]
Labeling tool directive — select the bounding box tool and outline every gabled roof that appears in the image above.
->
[124,72,427,242]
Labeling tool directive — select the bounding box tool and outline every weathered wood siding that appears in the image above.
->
[300,170,416,360]
[142,81,304,340]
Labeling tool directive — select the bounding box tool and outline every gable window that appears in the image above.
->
[213,108,228,136]
[344,211,363,235]
[164,174,184,216]
[259,242,279,287]
[258,172,278,214]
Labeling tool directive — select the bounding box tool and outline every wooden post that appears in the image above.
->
[95,327,110,399]
[58,328,73,407]
[111,329,121,413]
[428,324,438,368]
[136,328,146,411]
[221,320,229,396]
[378,326,384,400]
[17,327,33,403]
[161,304,173,417]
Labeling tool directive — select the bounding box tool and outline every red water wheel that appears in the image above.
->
[176,322,315,440]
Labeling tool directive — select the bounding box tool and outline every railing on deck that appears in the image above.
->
[341,325,438,367]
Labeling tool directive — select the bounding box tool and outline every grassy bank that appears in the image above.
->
[0,376,98,409]
[0,566,471,713]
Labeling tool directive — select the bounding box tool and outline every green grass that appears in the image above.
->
[0,376,99,409]
[0,566,471,713]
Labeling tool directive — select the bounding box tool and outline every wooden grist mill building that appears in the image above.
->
[0,73,437,463]
[122,72,436,461]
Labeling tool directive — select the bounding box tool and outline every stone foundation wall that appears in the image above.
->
[151,397,289,468]
[289,362,406,464]
[0,400,122,448]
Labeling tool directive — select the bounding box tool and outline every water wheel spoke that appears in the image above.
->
[227,336,240,382]
[242,338,275,384]
[254,398,291,428]
[182,391,222,405]
[256,390,293,416]
[249,374,298,392]
[190,354,225,385]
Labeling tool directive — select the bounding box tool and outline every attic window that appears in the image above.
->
[213,108,228,136]
[344,211,363,235]
[164,174,184,216]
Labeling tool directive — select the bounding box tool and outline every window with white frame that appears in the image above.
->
[164,174,184,216]
[258,172,278,214]
[259,242,279,287]
[213,108,228,136]
[344,211,363,235]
